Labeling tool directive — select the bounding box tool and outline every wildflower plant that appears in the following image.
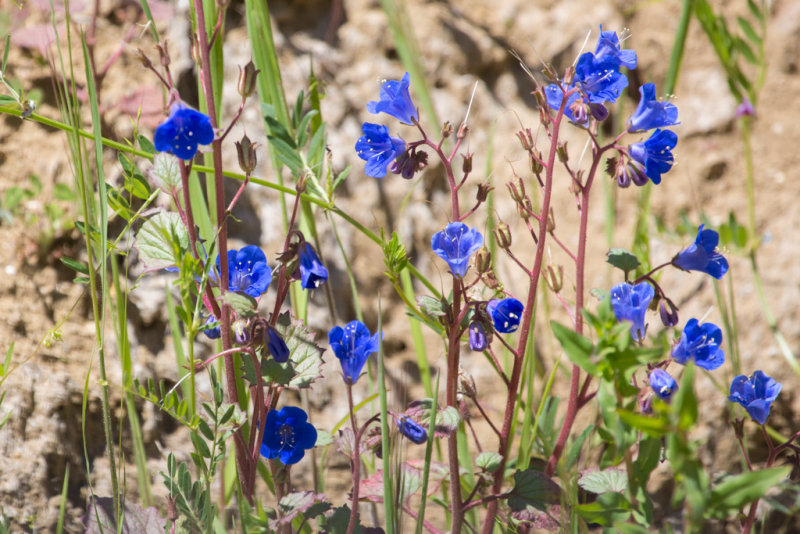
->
[3,2,799,533]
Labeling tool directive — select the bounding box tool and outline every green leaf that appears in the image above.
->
[551,321,599,375]
[221,292,258,318]
[0,95,16,104]
[737,16,761,44]
[735,36,758,65]
[134,211,190,270]
[417,295,448,318]
[435,406,461,435]
[566,424,594,469]
[137,134,157,154]
[149,153,181,191]
[747,0,763,21]
[83,496,166,534]
[106,187,133,220]
[578,468,628,494]
[707,466,791,519]
[618,409,668,437]
[53,183,75,201]
[575,492,630,525]
[507,469,562,512]
[315,430,333,447]
[60,256,89,275]
[475,452,503,472]
[268,135,303,175]
[606,248,640,272]
[271,492,331,531]
[273,311,324,389]
[383,230,409,279]
[264,115,296,149]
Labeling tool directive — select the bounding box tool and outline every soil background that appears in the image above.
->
[1,0,800,532]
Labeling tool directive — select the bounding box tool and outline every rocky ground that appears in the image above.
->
[1,0,800,531]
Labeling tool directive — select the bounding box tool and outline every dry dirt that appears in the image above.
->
[1,0,800,532]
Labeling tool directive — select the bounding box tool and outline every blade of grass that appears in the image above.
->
[376,295,396,534]
[414,372,439,534]
[56,464,69,534]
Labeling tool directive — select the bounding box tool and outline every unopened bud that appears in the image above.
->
[462,152,473,174]
[460,371,478,398]
[516,128,534,151]
[475,247,491,274]
[495,222,512,249]
[530,149,544,174]
[457,122,469,139]
[442,121,453,138]
[476,182,492,203]
[233,319,250,345]
[546,207,556,233]
[296,173,308,193]
[235,134,258,174]
[544,264,563,293]
[506,180,522,203]
[557,141,569,163]
[238,60,260,100]
[659,300,679,327]
[518,197,533,220]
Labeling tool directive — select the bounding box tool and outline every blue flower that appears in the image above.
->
[544,84,584,124]
[328,320,382,385]
[574,52,629,104]
[672,225,729,279]
[355,123,406,178]
[154,103,215,160]
[487,298,524,334]
[468,321,489,351]
[627,83,679,132]
[216,245,272,298]
[396,416,427,444]
[431,222,484,278]
[628,128,677,185]
[610,282,654,342]
[593,27,637,70]
[298,242,328,290]
[671,318,725,371]
[729,371,782,425]
[203,315,221,339]
[265,325,290,363]
[649,369,678,401]
[260,406,317,465]
[366,72,418,125]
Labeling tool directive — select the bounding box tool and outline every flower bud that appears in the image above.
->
[495,222,512,249]
[544,264,563,293]
[476,182,492,203]
[462,152,473,175]
[546,207,556,233]
[557,141,569,163]
[516,128,534,151]
[659,300,679,327]
[233,319,250,345]
[235,134,258,174]
[468,322,488,352]
[530,149,544,175]
[475,247,492,274]
[460,371,478,398]
[457,122,469,139]
[237,60,260,100]
[441,121,453,138]
[135,48,153,69]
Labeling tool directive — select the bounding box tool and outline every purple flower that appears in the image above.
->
[672,225,729,279]
[729,371,782,425]
[396,416,427,444]
[217,245,273,298]
[154,103,214,160]
[628,128,678,185]
[260,406,317,465]
[468,321,489,351]
[649,369,678,401]
[593,27,637,70]
[671,318,725,371]
[627,83,679,132]
[329,320,382,385]
[298,242,328,290]
[203,315,220,339]
[355,123,406,178]
[487,298,524,334]
[610,282,654,342]
[366,72,418,125]
[264,325,290,363]
[736,98,755,118]
[431,222,484,278]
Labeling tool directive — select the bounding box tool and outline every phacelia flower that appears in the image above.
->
[574,52,629,104]
[329,320,382,385]
[203,315,221,339]
[264,325,290,363]
[736,97,755,118]
[627,128,678,185]
[260,406,317,465]
[396,416,427,444]
[468,321,489,351]
[610,282,654,342]
[431,222,484,278]
[298,242,328,290]
[217,245,273,298]
[593,27,637,70]
[366,72,418,125]
[627,83,679,132]
[355,123,406,178]
[671,318,725,371]
[487,298,524,334]
[672,224,729,279]
[649,369,678,401]
[154,103,215,160]
[729,371,782,425]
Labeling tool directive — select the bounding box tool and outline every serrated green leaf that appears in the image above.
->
[476,452,503,472]
[271,312,324,389]
[707,466,791,519]
[222,291,258,318]
[435,406,461,435]
[134,211,189,270]
[507,469,562,512]
[606,248,640,272]
[149,153,181,191]
[579,468,628,494]
[60,256,89,275]
[551,321,599,375]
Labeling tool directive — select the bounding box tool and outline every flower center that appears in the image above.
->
[278,424,295,451]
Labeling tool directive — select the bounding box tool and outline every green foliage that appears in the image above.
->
[606,247,640,275]
[578,468,628,494]
[507,469,561,513]
[135,211,191,271]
